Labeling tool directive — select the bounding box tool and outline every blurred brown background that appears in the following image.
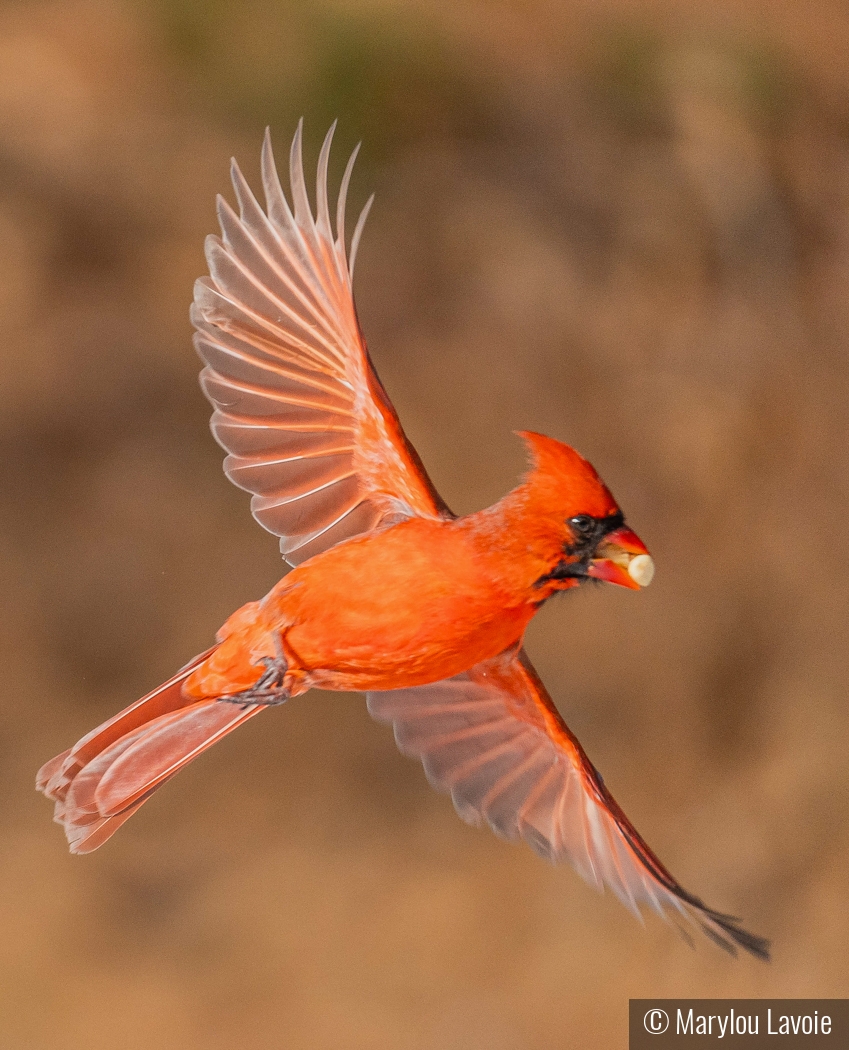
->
[2,0,848,1046]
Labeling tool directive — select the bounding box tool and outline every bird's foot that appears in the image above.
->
[218,654,291,708]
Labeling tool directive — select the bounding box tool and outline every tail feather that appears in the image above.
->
[36,646,264,854]
[90,699,261,816]
[62,798,150,854]
[35,749,72,795]
[38,647,217,804]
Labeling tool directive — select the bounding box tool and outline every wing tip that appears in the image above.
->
[349,193,375,277]
[699,907,772,962]
[664,878,771,961]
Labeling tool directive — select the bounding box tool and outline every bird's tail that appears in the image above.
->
[36,646,263,853]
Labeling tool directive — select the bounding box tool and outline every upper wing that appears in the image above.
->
[367,648,769,960]
[193,121,451,565]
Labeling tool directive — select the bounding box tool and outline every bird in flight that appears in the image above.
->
[37,122,768,960]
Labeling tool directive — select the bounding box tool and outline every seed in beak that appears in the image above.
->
[627,554,655,587]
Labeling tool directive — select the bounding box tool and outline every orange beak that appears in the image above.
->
[586,527,654,590]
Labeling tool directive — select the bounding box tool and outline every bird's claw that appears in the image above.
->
[218,654,291,708]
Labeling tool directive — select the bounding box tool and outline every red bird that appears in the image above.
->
[37,123,768,960]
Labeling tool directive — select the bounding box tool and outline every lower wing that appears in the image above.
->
[366,647,769,960]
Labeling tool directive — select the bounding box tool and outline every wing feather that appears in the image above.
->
[280,501,383,560]
[336,143,360,261]
[367,649,769,960]
[194,121,450,565]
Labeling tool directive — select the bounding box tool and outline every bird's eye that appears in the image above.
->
[568,515,595,537]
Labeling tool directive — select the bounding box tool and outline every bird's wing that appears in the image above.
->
[366,648,769,960]
[193,121,451,566]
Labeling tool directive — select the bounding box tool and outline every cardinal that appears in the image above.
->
[37,122,768,959]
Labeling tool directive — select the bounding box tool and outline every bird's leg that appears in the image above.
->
[218,633,292,707]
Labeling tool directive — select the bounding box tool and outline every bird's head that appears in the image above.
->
[514,431,654,594]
